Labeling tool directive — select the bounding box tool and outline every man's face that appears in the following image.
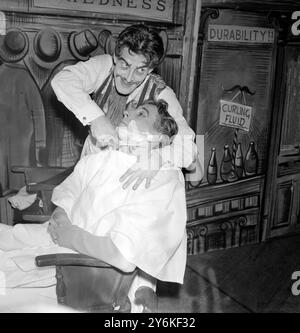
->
[119,102,160,136]
[113,47,153,95]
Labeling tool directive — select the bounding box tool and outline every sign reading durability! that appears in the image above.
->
[208,25,275,44]
[32,0,174,22]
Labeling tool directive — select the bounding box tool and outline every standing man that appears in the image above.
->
[51,24,196,189]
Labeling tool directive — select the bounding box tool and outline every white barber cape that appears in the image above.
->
[52,149,187,284]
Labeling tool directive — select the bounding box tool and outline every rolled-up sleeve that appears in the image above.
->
[51,55,113,126]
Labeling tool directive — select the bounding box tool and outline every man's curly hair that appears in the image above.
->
[115,24,164,69]
[142,99,178,140]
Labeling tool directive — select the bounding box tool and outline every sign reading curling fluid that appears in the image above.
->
[219,100,252,132]
[32,0,173,22]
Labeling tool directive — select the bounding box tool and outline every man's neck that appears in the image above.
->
[118,141,160,156]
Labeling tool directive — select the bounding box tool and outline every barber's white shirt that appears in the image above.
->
[51,54,197,168]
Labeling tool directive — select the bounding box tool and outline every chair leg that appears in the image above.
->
[56,266,67,306]
[0,195,16,225]
[135,286,158,313]
[53,264,137,313]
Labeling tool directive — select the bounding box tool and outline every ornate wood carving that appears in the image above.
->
[186,175,262,255]
[187,213,257,255]
[198,8,220,46]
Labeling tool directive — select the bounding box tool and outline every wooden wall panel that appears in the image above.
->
[195,9,277,184]
[280,46,300,154]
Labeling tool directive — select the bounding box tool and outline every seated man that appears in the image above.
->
[0,100,187,312]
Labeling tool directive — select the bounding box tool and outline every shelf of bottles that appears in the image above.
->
[207,141,258,185]
[185,141,263,255]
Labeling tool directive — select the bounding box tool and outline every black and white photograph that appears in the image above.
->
[0,0,299,317]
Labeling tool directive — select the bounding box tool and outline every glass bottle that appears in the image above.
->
[244,141,258,177]
[220,144,238,182]
[235,143,244,179]
[207,147,217,185]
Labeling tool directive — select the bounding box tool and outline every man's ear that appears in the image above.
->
[158,134,171,148]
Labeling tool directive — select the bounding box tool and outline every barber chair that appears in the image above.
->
[10,166,72,223]
[35,253,157,313]
[0,184,18,225]
[12,165,158,313]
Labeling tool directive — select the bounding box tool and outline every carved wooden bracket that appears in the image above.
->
[198,8,220,46]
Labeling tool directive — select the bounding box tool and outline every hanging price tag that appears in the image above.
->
[219,99,252,132]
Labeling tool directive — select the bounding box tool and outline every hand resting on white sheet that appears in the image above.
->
[0,223,54,251]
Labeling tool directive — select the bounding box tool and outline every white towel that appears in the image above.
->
[8,186,37,210]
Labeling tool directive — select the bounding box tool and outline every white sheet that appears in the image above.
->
[0,149,187,312]
[52,150,187,284]
[0,223,76,312]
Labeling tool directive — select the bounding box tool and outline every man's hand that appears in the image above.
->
[119,149,162,190]
[47,207,72,244]
[119,164,159,190]
[90,115,118,149]
[47,216,74,248]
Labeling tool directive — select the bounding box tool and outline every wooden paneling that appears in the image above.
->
[185,8,279,254]
[274,180,294,227]
[179,0,202,121]
[0,0,28,12]
[172,0,186,25]
[186,176,263,254]
[0,196,15,225]
[269,174,300,238]
[263,42,300,240]
[280,46,300,155]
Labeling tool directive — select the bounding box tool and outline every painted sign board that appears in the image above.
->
[32,0,174,22]
[208,25,275,44]
[219,100,252,132]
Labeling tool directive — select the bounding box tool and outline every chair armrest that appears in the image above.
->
[27,183,57,192]
[27,167,74,192]
[11,166,67,183]
[0,188,18,197]
[36,253,112,268]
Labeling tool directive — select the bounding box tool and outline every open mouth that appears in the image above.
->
[120,78,137,88]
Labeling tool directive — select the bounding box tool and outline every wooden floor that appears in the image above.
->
[156,233,300,313]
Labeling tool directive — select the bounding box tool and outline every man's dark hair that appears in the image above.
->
[143,99,178,139]
[115,24,164,69]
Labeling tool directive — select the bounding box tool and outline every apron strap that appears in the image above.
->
[92,71,114,111]
[137,77,151,107]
